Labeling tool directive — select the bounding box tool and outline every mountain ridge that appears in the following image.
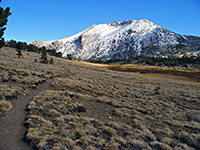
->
[32,19,200,60]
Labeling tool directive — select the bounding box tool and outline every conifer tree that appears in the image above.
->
[16,41,23,50]
[16,42,22,58]
[0,38,5,50]
[6,39,17,48]
[49,58,54,64]
[40,46,48,64]
[27,44,38,52]
[0,0,11,49]
[67,54,73,60]
[16,49,22,58]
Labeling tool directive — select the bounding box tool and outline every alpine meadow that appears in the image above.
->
[0,0,200,150]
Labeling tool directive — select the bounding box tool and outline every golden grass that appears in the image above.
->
[0,47,70,117]
[26,54,200,149]
[83,61,200,82]
[1,47,200,149]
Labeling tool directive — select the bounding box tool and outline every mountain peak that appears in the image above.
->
[139,19,151,22]
[108,20,136,27]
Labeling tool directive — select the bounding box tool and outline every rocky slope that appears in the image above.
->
[32,19,200,60]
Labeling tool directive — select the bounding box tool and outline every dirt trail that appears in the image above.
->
[0,79,53,150]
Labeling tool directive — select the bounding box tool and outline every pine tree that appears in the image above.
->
[49,58,54,64]
[40,46,48,64]
[16,49,22,58]
[16,41,23,50]
[0,38,5,50]
[15,42,23,58]
[67,54,73,60]
[6,39,17,48]
[0,0,11,49]
[27,44,38,52]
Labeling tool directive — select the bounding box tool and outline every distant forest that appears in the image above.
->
[89,54,200,68]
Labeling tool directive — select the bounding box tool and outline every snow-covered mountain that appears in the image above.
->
[32,19,200,60]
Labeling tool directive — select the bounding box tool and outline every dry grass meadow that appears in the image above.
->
[0,47,200,150]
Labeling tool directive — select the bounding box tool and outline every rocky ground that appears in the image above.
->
[0,47,200,150]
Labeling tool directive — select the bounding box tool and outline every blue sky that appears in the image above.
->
[1,0,200,44]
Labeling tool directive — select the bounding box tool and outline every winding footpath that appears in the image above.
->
[0,79,53,150]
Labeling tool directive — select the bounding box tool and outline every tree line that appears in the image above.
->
[89,54,200,68]
[134,55,200,67]
[2,39,63,64]
[4,39,62,57]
